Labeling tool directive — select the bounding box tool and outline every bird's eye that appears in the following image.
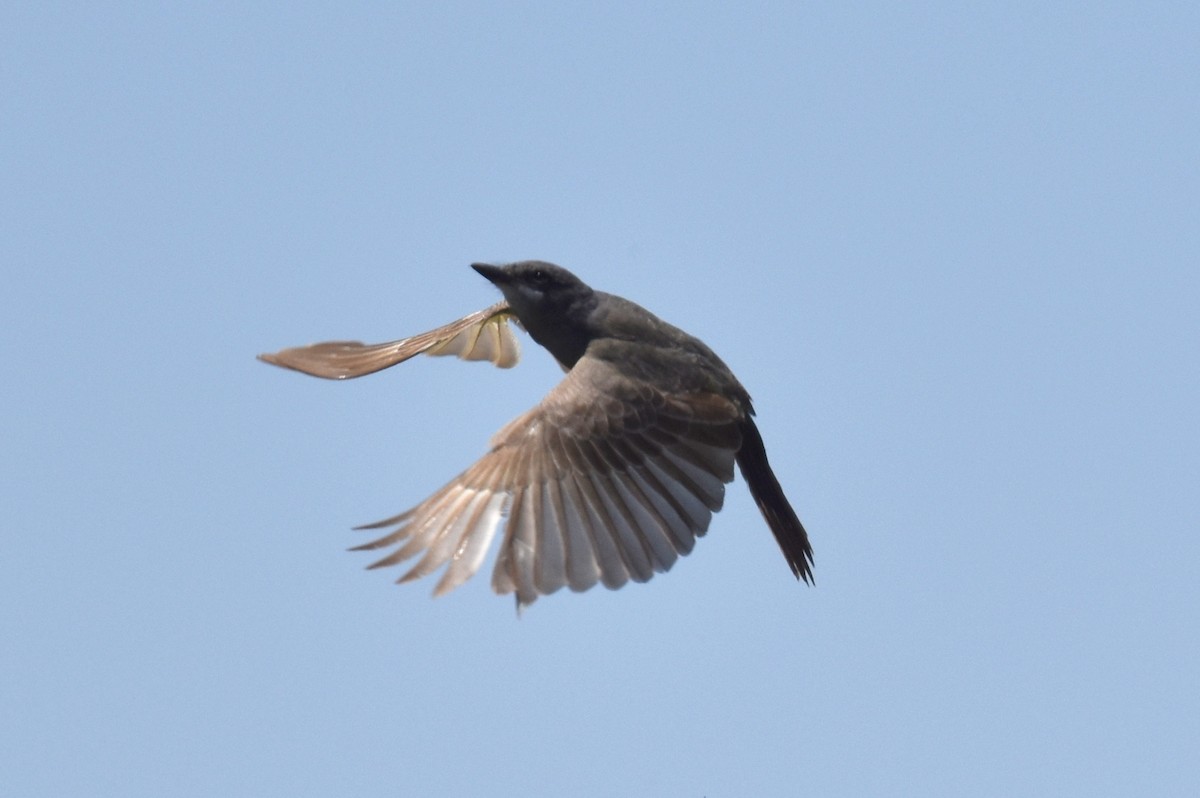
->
[529,269,549,285]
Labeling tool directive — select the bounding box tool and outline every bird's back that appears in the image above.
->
[584,292,753,409]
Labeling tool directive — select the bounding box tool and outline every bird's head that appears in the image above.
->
[472,261,597,368]
[472,261,591,314]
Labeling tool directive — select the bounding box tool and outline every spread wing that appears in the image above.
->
[351,355,744,607]
[257,301,520,379]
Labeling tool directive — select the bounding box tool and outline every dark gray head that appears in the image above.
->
[472,261,598,368]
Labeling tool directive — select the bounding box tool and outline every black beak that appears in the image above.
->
[471,263,509,286]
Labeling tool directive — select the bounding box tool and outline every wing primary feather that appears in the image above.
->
[511,485,540,605]
[434,491,508,596]
[490,425,539,598]
[393,487,480,581]
[565,460,630,590]
[491,487,522,596]
[640,456,714,531]
[659,447,727,507]
[628,465,698,554]
[609,469,680,571]
[402,483,504,585]
[353,508,415,533]
[588,469,654,583]
[535,477,568,595]
[558,473,601,591]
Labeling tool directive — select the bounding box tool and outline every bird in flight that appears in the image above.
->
[259,261,813,607]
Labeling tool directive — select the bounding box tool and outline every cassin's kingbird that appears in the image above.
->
[260,261,813,607]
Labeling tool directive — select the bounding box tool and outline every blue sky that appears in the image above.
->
[3,3,1197,796]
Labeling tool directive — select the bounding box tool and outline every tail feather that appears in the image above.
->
[735,417,814,584]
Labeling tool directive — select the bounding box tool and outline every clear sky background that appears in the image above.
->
[3,3,1197,796]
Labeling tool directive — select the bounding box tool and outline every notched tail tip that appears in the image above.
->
[787,546,816,585]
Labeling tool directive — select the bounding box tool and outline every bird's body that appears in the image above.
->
[259,261,812,607]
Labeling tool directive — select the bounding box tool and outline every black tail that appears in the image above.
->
[735,417,814,584]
